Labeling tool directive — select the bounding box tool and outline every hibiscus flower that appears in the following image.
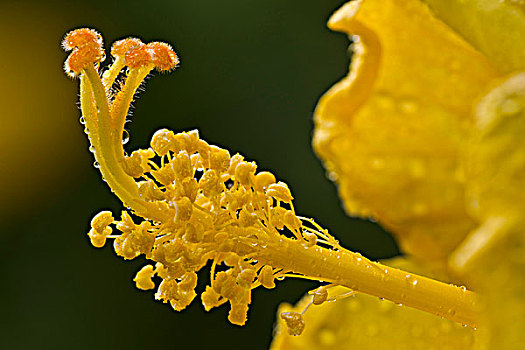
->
[62,0,525,348]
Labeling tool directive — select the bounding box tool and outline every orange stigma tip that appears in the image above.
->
[111,38,144,57]
[63,44,105,77]
[147,42,179,71]
[62,28,105,77]
[62,28,102,51]
[125,44,153,69]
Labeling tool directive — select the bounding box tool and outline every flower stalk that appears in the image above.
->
[63,28,478,331]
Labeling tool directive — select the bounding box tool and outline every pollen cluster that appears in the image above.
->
[63,27,340,326]
[89,126,339,325]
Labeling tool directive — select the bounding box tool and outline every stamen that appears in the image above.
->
[63,28,480,331]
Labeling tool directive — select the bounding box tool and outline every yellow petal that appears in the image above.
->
[422,0,525,73]
[313,0,500,262]
[451,73,525,271]
[471,227,525,349]
[271,258,475,350]
[467,73,525,221]
[452,73,525,348]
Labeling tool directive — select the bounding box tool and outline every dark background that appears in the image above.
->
[0,0,398,349]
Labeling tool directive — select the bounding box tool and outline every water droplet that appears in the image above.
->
[327,171,338,181]
[93,161,100,169]
[370,158,385,170]
[346,299,361,312]
[318,329,336,346]
[122,129,130,145]
[89,146,95,153]
[499,97,523,116]
[446,308,456,317]
[398,98,419,114]
[366,324,379,336]
[79,116,86,125]
[406,274,418,286]
[378,299,393,312]
[411,203,428,215]
[84,127,90,135]
[409,159,426,179]
[375,93,395,110]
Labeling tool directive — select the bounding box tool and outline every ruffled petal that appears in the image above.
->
[452,73,525,348]
[313,0,500,262]
[422,0,525,73]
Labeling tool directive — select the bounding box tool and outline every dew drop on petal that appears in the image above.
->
[398,97,419,114]
[318,329,336,347]
[370,158,385,170]
[327,171,338,181]
[375,92,395,110]
[366,324,379,336]
[499,96,523,116]
[122,129,130,145]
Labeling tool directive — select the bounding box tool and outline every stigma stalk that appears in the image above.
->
[63,28,478,330]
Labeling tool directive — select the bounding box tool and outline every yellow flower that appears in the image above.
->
[273,0,525,349]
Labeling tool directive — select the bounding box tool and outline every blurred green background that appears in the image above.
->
[0,0,398,348]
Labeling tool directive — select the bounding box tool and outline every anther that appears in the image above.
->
[311,286,328,305]
[134,265,156,290]
[254,171,276,192]
[259,265,276,289]
[91,211,114,231]
[266,182,293,203]
[280,312,306,336]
